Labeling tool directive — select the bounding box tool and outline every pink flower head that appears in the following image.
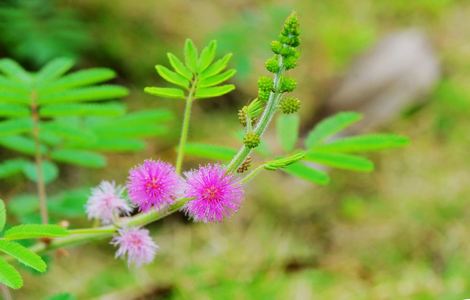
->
[86,181,131,224]
[127,159,181,212]
[183,164,244,223]
[111,228,158,267]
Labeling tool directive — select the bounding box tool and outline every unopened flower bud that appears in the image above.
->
[258,76,273,92]
[280,77,297,92]
[280,96,301,114]
[258,89,270,102]
[265,56,280,73]
[271,40,282,54]
[243,132,260,149]
[284,55,298,70]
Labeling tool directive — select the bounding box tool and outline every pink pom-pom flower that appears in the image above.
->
[85,181,131,224]
[111,228,158,267]
[183,164,244,223]
[127,159,182,212]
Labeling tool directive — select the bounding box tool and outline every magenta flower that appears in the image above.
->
[183,164,244,223]
[86,181,131,224]
[127,159,181,212]
[111,228,158,267]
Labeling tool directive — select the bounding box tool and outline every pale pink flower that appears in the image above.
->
[86,181,131,224]
[111,228,158,267]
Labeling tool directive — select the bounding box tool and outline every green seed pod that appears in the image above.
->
[265,56,280,73]
[243,132,260,149]
[258,76,273,92]
[280,96,301,114]
[280,77,297,92]
[258,89,270,102]
[271,40,282,54]
[238,106,248,126]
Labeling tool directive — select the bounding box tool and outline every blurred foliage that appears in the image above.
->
[0,0,468,299]
[0,0,90,66]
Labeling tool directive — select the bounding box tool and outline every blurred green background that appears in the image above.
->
[0,0,469,299]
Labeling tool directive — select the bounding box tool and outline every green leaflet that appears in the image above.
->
[167,52,192,80]
[184,39,199,73]
[0,159,28,178]
[198,69,236,88]
[50,149,106,168]
[305,112,362,148]
[184,143,238,161]
[0,118,33,137]
[3,224,69,240]
[0,240,47,272]
[195,84,235,99]
[0,103,30,117]
[197,40,217,73]
[305,151,374,172]
[276,113,300,152]
[36,57,75,82]
[0,58,31,82]
[199,53,232,79]
[282,162,330,185]
[22,160,59,184]
[0,256,23,289]
[155,65,190,88]
[144,87,185,99]
[39,103,126,117]
[264,152,306,170]
[313,134,410,153]
[0,136,48,156]
[38,85,129,104]
[39,68,117,94]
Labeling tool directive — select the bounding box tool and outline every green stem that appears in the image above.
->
[175,80,197,174]
[226,55,285,173]
[21,198,192,256]
[31,91,49,224]
[239,165,265,185]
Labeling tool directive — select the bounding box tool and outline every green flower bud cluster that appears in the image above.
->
[258,89,270,102]
[279,13,300,47]
[258,76,273,92]
[279,96,301,114]
[280,77,297,92]
[243,132,260,149]
[265,56,280,73]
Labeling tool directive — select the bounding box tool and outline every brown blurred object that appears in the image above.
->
[322,29,440,131]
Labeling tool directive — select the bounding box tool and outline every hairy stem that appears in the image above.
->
[175,80,197,174]
[0,285,12,300]
[21,198,191,256]
[226,55,285,173]
[31,91,48,224]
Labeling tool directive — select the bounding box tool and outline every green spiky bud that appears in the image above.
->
[258,76,273,92]
[280,46,297,57]
[265,56,280,73]
[284,55,298,70]
[243,132,260,149]
[280,77,297,92]
[258,89,270,102]
[279,96,301,114]
[282,12,300,37]
[271,40,283,54]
